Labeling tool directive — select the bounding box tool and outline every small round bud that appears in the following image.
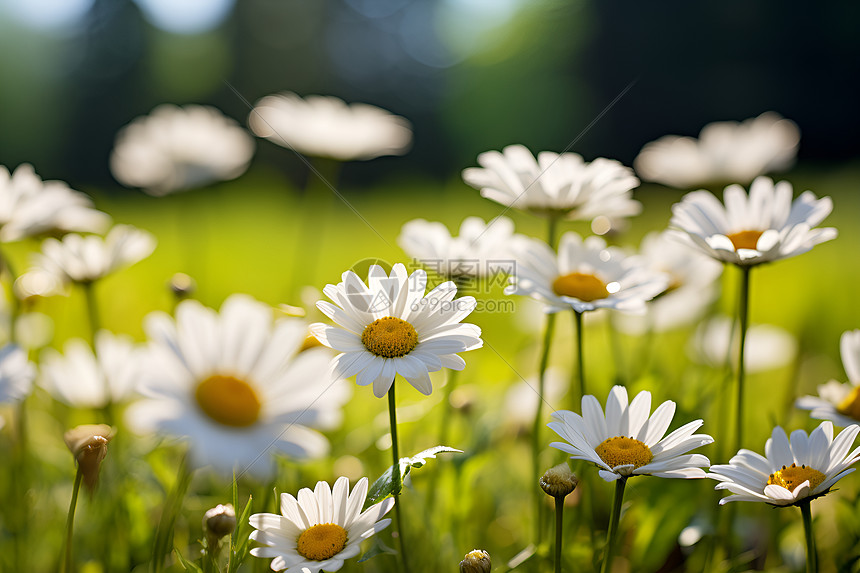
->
[540,463,579,499]
[64,424,114,494]
[203,504,236,539]
[169,273,196,299]
[460,549,491,573]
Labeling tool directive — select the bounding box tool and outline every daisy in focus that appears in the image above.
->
[309,263,483,398]
[549,385,714,482]
[0,344,36,404]
[709,421,860,505]
[39,331,143,408]
[0,164,110,242]
[126,294,350,477]
[110,104,255,196]
[634,112,800,188]
[797,330,860,428]
[669,176,837,268]
[506,231,669,315]
[249,476,394,572]
[249,92,412,161]
[461,144,641,222]
[398,216,520,282]
[27,224,156,286]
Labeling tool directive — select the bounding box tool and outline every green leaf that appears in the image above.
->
[357,535,397,563]
[401,445,462,470]
[366,445,463,505]
[174,548,204,572]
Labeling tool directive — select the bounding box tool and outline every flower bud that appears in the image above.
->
[203,504,236,539]
[540,463,579,499]
[64,424,113,493]
[169,273,196,299]
[459,549,491,573]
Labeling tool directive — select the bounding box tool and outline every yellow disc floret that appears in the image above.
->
[296,523,348,561]
[836,386,860,421]
[361,316,419,358]
[595,436,653,470]
[195,374,261,427]
[727,230,764,251]
[767,463,826,494]
[551,272,609,302]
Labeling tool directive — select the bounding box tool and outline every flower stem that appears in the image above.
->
[532,312,557,544]
[573,310,585,406]
[734,266,751,453]
[62,468,83,573]
[387,381,411,573]
[554,496,564,573]
[801,501,817,573]
[601,477,627,573]
[547,216,559,249]
[152,453,193,573]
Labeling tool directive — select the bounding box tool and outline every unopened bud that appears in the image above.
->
[540,463,579,499]
[169,273,196,299]
[203,504,236,539]
[460,549,491,573]
[64,424,113,494]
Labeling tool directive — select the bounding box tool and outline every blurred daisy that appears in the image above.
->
[39,331,143,408]
[549,385,714,481]
[797,330,860,427]
[309,263,483,398]
[0,164,110,242]
[503,367,566,428]
[634,112,800,188]
[709,421,860,505]
[126,294,350,477]
[30,224,156,285]
[110,104,255,196]
[0,344,36,404]
[249,92,412,161]
[398,216,520,281]
[506,231,669,315]
[688,315,797,374]
[461,144,641,221]
[669,177,837,268]
[249,476,394,572]
[615,230,723,334]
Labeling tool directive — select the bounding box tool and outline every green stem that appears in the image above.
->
[601,477,627,573]
[82,281,100,346]
[426,370,459,511]
[532,312,557,544]
[554,496,564,573]
[387,381,411,573]
[734,266,751,454]
[62,468,83,573]
[801,501,817,573]
[547,216,559,249]
[573,310,585,405]
[152,454,193,573]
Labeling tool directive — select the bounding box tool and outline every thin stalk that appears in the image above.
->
[62,468,84,573]
[531,312,557,543]
[554,496,564,573]
[734,266,751,453]
[426,369,459,511]
[152,454,193,573]
[601,477,627,573]
[573,310,585,405]
[547,216,559,249]
[387,381,411,573]
[801,501,817,573]
[82,281,100,346]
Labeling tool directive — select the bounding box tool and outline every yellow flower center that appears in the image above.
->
[194,375,261,428]
[296,523,348,561]
[767,463,826,493]
[361,316,418,358]
[551,272,609,302]
[594,436,653,470]
[727,230,764,251]
[836,386,860,421]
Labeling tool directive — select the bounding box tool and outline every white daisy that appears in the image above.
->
[688,315,797,374]
[125,294,350,477]
[0,164,110,242]
[249,476,394,572]
[669,176,837,267]
[30,224,156,284]
[309,263,483,398]
[39,330,143,408]
[249,92,412,161]
[397,216,520,280]
[549,385,714,482]
[110,104,255,196]
[797,330,860,428]
[615,230,723,334]
[634,112,800,189]
[709,421,860,505]
[461,144,641,221]
[0,344,36,404]
[505,231,669,314]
